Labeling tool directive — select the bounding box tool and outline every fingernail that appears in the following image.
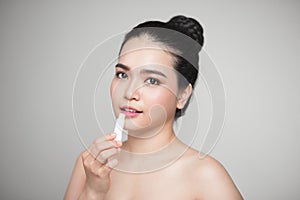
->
[109,133,116,138]
[116,141,122,146]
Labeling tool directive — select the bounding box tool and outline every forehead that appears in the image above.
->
[119,37,175,70]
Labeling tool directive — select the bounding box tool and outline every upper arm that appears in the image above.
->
[194,156,243,200]
[64,152,87,200]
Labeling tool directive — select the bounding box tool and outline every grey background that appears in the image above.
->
[1,0,299,199]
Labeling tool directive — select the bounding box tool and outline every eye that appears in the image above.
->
[145,77,160,85]
[116,72,128,79]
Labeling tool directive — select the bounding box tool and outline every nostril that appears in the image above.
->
[125,88,140,101]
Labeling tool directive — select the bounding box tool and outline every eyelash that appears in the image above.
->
[115,72,128,79]
[145,77,160,85]
[115,72,160,85]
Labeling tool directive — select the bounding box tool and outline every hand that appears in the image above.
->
[80,133,122,198]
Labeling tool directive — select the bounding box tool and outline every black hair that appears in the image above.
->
[119,15,204,119]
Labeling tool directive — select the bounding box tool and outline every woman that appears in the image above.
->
[65,15,243,199]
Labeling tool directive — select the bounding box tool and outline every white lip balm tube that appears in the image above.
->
[114,113,126,142]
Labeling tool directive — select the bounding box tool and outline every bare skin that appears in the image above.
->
[64,133,122,200]
[64,36,243,199]
[64,134,243,200]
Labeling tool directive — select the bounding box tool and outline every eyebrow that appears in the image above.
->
[115,63,167,78]
[115,63,130,71]
[140,69,167,78]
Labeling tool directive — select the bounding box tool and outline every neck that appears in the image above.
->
[122,122,176,153]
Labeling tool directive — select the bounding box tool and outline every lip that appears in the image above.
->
[120,105,143,118]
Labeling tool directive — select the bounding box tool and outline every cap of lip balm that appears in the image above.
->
[114,113,127,142]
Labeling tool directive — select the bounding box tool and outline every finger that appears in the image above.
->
[95,134,123,149]
[106,158,119,169]
[81,150,90,161]
[82,150,97,167]
[96,159,118,178]
[94,133,117,144]
[83,151,99,170]
[88,140,121,159]
[95,147,120,164]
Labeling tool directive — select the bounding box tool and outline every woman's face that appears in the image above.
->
[110,37,181,138]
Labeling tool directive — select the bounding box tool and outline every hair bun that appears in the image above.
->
[166,15,204,47]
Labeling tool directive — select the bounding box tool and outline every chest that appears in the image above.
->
[104,170,196,200]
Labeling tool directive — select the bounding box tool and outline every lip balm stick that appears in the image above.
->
[122,130,128,142]
[114,113,125,142]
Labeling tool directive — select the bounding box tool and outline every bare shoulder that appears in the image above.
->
[64,151,86,200]
[185,149,230,180]
[181,148,243,200]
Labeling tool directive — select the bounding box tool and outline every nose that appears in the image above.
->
[124,79,141,101]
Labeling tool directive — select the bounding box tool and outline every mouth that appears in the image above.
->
[120,106,143,117]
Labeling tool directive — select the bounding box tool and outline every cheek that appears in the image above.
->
[110,81,115,98]
[110,79,122,99]
[110,80,122,109]
[144,89,177,113]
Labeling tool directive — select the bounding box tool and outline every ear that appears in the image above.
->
[176,84,193,109]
